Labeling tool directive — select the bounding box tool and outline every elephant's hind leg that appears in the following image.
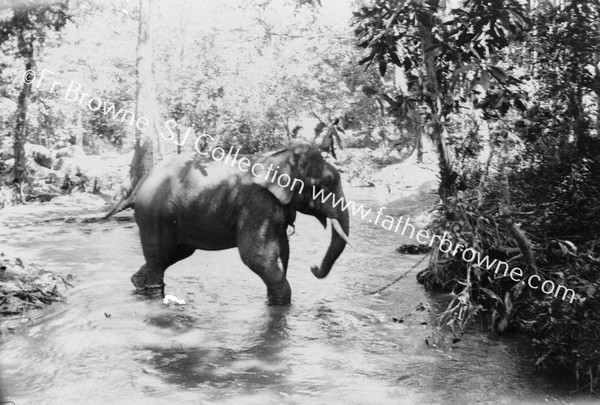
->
[131,263,151,291]
[134,224,195,294]
[238,232,291,305]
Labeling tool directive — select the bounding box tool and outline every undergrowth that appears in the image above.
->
[417,158,600,393]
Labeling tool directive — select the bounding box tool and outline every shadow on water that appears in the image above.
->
[136,305,292,394]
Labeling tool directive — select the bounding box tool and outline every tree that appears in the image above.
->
[512,0,600,240]
[0,0,69,183]
[354,0,528,199]
[524,0,600,160]
[354,0,541,301]
[128,0,163,189]
[153,0,379,155]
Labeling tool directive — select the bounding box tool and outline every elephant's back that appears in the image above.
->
[134,153,242,212]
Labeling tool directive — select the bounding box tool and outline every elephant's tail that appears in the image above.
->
[103,190,135,218]
[104,177,143,219]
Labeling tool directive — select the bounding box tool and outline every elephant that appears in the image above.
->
[128,143,350,305]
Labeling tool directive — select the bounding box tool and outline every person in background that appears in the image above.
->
[314,118,344,159]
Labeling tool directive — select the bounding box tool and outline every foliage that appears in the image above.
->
[352,0,529,183]
[506,2,600,386]
[515,245,600,392]
[418,182,521,329]
[354,0,528,108]
[0,0,71,181]
[0,1,70,48]
[420,149,600,388]
[353,0,600,391]
[152,0,381,155]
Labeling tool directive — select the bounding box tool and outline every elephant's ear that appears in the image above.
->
[252,150,295,205]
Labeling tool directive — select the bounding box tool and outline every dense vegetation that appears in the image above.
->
[1,0,599,393]
[354,0,600,391]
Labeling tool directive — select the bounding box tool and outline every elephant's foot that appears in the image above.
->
[131,265,165,296]
[267,297,291,306]
[266,284,292,306]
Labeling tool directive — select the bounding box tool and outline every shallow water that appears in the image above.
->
[0,199,578,404]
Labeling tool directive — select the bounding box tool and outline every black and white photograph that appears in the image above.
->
[0,0,599,403]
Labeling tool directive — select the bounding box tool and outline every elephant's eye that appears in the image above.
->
[322,172,336,187]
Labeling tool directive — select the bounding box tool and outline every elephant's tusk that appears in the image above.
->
[330,218,352,248]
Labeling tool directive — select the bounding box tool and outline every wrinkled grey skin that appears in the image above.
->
[131,143,350,305]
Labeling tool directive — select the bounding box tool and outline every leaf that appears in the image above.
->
[388,50,401,66]
[480,287,502,303]
[358,40,371,48]
[359,55,373,65]
[479,70,490,91]
[379,60,387,77]
[558,240,577,253]
[558,242,569,256]
[424,43,440,53]
[507,9,526,29]
[469,43,483,60]
[488,66,508,83]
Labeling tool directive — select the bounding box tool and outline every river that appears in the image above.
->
[0,197,576,404]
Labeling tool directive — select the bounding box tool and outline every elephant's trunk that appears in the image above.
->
[311,207,350,279]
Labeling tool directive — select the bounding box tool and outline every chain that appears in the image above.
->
[367,252,431,295]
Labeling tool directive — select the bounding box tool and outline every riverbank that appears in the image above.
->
[0,253,70,337]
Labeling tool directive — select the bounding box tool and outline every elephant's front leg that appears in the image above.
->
[238,232,291,305]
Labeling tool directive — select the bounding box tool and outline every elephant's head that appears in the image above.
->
[251,143,350,279]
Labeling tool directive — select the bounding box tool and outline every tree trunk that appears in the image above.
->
[415,128,423,163]
[129,0,163,188]
[594,59,600,138]
[418,22,456,201]
[432,123,456,200]
[13,44,34,184]
[597,91,600,138]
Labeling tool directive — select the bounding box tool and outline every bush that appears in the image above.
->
[419,147,600,390]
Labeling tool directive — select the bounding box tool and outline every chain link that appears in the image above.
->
[367,252,431,295]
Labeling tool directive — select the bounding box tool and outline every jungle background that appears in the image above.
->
[1,0,600,396]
